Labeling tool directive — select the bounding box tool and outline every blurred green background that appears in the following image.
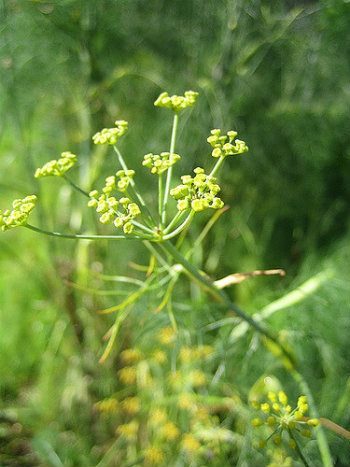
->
[0,1,349,466]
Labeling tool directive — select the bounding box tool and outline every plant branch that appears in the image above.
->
[162,112,179,225]
[25,224,140,240]
[63,173,90,197]
[159,240,296,368]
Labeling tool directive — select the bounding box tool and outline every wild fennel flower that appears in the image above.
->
[151,349,167,364]
[154,91,198,113]
[142,446,164,466]
[94,398,120,414]
[92,120,128,145]
[170,167,224,212]
[142,152,181,175]
[181,433,201,452]
[88,190,140,234]
[189,369,207,387]
[35,151,77,177]
[118,366,137,385]
[178,393,195,410]
[0,195,37,231]
[116,421,139,440]
[252,392,319,448]
[120,348,144,364]
[149,408,168,425]
[115,169,135,193]
[160,422,180,440]
[157,326,176,345]
[121,396,140,415]
[207,129,248,158]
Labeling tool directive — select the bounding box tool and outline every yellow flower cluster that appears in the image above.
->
[189,369,207,387]
[157,326,176,345]
[94,398,119,414]
[120,348,144,364]
[160,422,180,440]
[181,433,201,452]
[179,345,214,362]
[92,120,128,145]
[121,396,140,415]
[142,152,181,175]
[207,129,248,158]
[116,421,139,440]
[142,446,164,466]
[118,366,137,385]
[170,167,224,212]
[151,349,167,364]
[252,391,319,448]
[88,190,140,234]
[35,151,77,177]
[154,91,198,113]
[149,408,168,425]
[0,195,37,231]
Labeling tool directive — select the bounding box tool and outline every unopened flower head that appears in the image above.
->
[207,129,248,158]
[92,120,128,145]
[1,195,37,231]
[170,167,224,212]
[88,187,140,234]
[35,152,77,178]
[115,169,135,193]
[142,152,181,175]
[154,91,199,113]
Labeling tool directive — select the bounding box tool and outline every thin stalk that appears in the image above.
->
[63,173,90,197]
[288,429,311,467]
[210,155,225,177]
[292,370,333,467]
[189,206,228,254]
[163,209,188,235]
[142,240,175,276]
[158,173,163,226]
[25,224,140,240]
[162,113,179,225]
[131,220,156,236]
[113,145,156,226]
[159,240,296,368]
[162,210,195,240]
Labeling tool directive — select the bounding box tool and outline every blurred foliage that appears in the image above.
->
[0,0,349,466]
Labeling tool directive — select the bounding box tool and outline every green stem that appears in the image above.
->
[142,240,175,276]
[162,113,179,225]
[131,220,156,236]
[292,370,333,467]
[158,173,163,226]
[163,209,188,234]
[25,224,140,240]
[159,240,296,368]
[210,155,226,177]
[63,173,90,197]
[288,429,311,467]
[162,210,195,240]
[113,145,156,226]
